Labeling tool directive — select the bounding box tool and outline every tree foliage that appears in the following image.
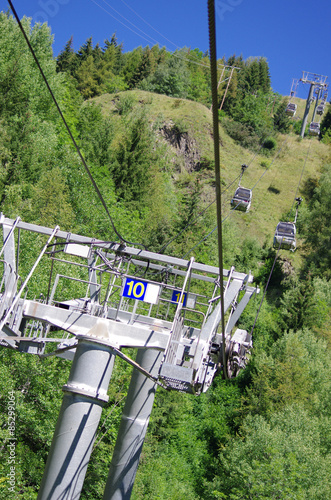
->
[209,405,331,500]
[301,162,331,278]
[0,9,330,500]
[320,105,331,142]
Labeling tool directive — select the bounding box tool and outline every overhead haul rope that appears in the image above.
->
[159,95,277,254]
[159,174,240,254]
[185,125,312,341]
[194,84,311,237]
[207,0,227,379]
[118,0,179,50]
[290,140,311,216]
[90,0,235,73]
[8,0,146,250]
[90,0,156,46]
[159,138,263,255]
[162,130,288,257]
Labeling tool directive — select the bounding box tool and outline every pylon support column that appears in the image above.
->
[38,336,115,500]
[103,348,163,500]
[300,83,315,138]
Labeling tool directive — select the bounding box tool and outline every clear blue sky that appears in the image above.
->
[2,0,331,98]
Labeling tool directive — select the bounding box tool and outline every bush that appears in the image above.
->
[115,93,137,115]
[262,136,277,150]
[172,119,189,134]
[261,136,277,155]
[222,118,261,150]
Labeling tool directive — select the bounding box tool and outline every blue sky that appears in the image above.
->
[2,0,330,98]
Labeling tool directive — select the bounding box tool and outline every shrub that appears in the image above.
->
[293,119,307,136]
[115,93,137,115]
[262,136,277,150]
[222,118,261,150]
[173,119,189,134]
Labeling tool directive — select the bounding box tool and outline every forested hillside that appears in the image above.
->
[0,11,331,500]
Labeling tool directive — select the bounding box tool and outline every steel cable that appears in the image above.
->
[7,0,147,250]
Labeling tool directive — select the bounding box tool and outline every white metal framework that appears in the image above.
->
[300,71,328,87]
[0,215,259,394]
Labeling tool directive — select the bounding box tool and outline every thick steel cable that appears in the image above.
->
[92,0,237,72]
[207,0,227,378]
[249,244,281,337]
[186,135,312,343]
[7,0,146,250]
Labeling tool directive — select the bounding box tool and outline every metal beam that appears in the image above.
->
[0,215,253,282]
[0,215,259,499]
[23,300,170,350]
[300,83,315,138]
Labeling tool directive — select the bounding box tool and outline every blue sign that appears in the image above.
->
[171,290,187,307]
[122,278,160,304]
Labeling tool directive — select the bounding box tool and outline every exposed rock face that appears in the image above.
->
[160,122,202,172]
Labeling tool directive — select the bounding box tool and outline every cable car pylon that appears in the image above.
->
[0,215,259,499]
[299,71,328,138]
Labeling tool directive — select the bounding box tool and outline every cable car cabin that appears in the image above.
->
[309,122,320,136]
[316,102,325,115]
[230,187,252,212]
[273,222,296,251]
[285,102,297,117]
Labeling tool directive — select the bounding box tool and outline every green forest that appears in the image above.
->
[0,11,331,499]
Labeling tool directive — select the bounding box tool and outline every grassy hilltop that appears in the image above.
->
[92,89,330,268]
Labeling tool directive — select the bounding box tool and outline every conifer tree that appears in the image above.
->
[77,36,94,62]
[75,54,100,99]
[103,33,124,74]
[121,47,144,88]
[259,57,271,92]
[110,108,154,204]
[56,36,78,75]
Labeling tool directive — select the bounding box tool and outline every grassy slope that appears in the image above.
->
[93,90,330,269]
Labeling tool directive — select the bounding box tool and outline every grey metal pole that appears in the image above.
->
[38,336,115,500]
[103,348,163,500]
[311,86,322,123]
[300,83,315,138]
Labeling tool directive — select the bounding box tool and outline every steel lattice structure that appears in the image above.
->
[0,215,259,498]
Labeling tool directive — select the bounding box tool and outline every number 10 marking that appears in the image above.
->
[125,280,145,299]
[122,278,160,304]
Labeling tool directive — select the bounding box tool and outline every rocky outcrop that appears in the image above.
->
[160,122,202,172]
